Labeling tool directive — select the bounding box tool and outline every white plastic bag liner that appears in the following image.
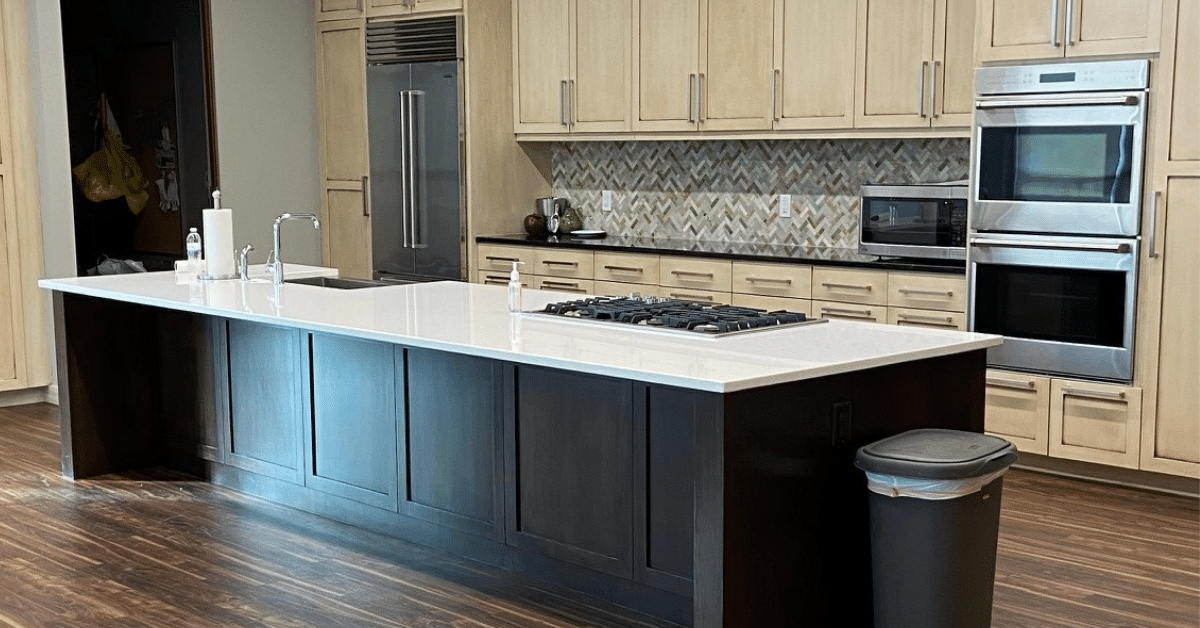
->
[864,468,1007,500]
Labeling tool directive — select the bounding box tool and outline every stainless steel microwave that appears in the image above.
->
[859,184,969,260]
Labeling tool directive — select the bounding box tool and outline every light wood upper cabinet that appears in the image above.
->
[855,0,974,128]
[976,0,1162,62]
[316,20,368,184]
[513,0,631,134]
[318,0,364,21]
[367,0,462,18]
[1162,0,1198,165]
[634,0,702,131]
[701,0,775,131]
[773,0,858,130]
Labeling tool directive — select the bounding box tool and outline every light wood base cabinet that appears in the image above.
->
[1050,380,1143,470]
[985,371,1051,455]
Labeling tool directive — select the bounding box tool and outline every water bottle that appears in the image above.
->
[186,227,203,275]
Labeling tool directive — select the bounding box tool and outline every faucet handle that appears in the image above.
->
[239,244,254,281]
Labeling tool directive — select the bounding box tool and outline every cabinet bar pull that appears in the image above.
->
[669,292,715,302]
[361,175,370,217]
[1148,190,1160,258]
[542,280,582,288]
[568,79,576,126]
[986,377,1037,390]
[603,265,643,273]
[672,270,715,278]
[1061,386,1126,401]
[483,276,509,286]
[1051,0,1062,46]
[1065,0,1075,45]
[485,256,520,263]
[930,60,940,119]
[772,68,781,122]
[898,287,953,297]
[688,74,697,123]
[698,73,706,123]
[560,79,569,126]
[821,281,872,291]
[746,276,793,285]
[542,260,579,267]
[918,61,929,118]
[820,306,874,319]
[897,313,955,326]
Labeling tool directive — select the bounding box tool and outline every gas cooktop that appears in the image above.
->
[530,296,827,336]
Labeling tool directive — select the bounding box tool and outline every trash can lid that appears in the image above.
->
[854,428,1018,480]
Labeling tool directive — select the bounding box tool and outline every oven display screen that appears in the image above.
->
[977,125,1134,204]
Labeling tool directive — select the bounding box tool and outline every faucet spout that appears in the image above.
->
[271,213,321,285]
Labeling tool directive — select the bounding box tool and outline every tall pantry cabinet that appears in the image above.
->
[315,1,541,280]
[1138,0,1198,478]
[0,1,49,394]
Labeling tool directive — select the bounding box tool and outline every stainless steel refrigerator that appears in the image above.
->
[366,18,464,283]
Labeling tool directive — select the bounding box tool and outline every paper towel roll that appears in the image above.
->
[202,208,235,279]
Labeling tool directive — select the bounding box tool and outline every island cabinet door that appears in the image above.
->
[399,348,506,541]
[304,333,399,511]
[507,365,634,577]
[223,320,306,484]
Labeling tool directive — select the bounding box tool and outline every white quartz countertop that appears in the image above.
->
[40,270,1001,393]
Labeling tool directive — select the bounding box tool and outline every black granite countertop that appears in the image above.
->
[475,233,966,274]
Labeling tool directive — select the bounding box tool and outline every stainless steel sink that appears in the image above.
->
[283,276,393,289]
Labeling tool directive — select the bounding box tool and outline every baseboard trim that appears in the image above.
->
[1015,453,1200,498]
[0,386,55,408]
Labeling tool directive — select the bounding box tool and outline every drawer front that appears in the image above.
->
[812,300,886,323]
[659,257,733,292]
[535,277,595,295]
[812,268,887,305]
[887,307,966,331]
[477,270,529,288]
[1050,380,1143,469]
[732,262,812,299]
[477,244,535,273]
[594,280,662,298]
[729,293,811,316]
[984,370,1051,456]
[595,252,660,284]
[660,287,731,304]
[887,272,967,312]
[535,249,595,279]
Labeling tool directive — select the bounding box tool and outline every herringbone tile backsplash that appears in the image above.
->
[551,138,969,248]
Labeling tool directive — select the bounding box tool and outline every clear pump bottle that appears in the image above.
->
[186,228,203,275]
[508,261,524,313]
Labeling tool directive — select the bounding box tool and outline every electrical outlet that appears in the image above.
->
[602,190,613,212]
[778,194,792,218]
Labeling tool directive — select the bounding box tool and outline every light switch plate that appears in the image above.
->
[779,194,792,218]
[602,190,613,212]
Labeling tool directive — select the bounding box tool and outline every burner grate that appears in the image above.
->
[533,296,824,336]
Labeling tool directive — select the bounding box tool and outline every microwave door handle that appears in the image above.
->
[975,95,1140,109]
[970,237,1132,254]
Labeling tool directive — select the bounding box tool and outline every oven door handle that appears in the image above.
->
[975,95,1140,109]
[970,237,1132,254]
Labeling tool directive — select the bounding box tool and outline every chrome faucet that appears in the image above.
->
[269,213,320,285]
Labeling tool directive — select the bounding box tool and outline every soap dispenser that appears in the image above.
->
[507,261,525,313]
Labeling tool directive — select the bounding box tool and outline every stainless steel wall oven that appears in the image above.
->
[969,60,1149,383]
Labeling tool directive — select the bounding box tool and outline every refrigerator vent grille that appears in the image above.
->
[366,17,461,65]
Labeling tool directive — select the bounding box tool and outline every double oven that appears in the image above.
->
[968,60,1149,383]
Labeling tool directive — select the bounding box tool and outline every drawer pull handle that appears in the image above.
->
[542,280,582,288]
[1061,386,1126,401]
[485,256,520,263]
[898,288,953,298]
[483,279,508,286]
[746,277,793,285]
[603,265,644,273]
[986,377,1037,391]
[543,260,579,267]
[669,292,715,302]
[672,270,715,278]
[820,306,875,319]
[821,281,872,291]
[896,313,956,326]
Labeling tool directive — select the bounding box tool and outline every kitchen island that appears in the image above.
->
[41,273,1000,628]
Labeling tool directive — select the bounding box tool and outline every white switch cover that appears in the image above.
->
[602,190,613,212]
[778,194,792,218]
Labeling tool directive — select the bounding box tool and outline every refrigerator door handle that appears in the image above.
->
[398,90,412,249]
[407,89,426,249]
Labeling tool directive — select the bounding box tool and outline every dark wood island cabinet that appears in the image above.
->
[45,277,998,628]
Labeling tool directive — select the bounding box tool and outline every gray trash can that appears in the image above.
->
[854,428,1018,628]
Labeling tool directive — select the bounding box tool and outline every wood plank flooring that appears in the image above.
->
[0,402,1196,627]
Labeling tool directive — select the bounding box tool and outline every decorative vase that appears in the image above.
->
[558,205,583,233]
[523,212,547,235]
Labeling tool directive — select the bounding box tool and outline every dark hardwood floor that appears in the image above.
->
[0,402,1196,627]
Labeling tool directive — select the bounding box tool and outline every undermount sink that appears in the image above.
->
[283,276,393,289]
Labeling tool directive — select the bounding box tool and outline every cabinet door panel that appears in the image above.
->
[514,0,571,132]
[976,0,1064,61]
[226,320,304,483]
[404,348,504,539]
[1050,381,1142,469]
[1166,0,1198,163]
[701,0,773,131]
[634,385,695,594]
[933,0,975,126]
[510,365,633,576]
[574,0,632,131]
[317,22,367,182]
[985,371,1051,455]
[775,0,857,129]
[324,186,372,279]
[0,176,16,382]
[309,333,398,510]
[635,0,700,130]
[856,0,936,126]
[1072,0,1161,56]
